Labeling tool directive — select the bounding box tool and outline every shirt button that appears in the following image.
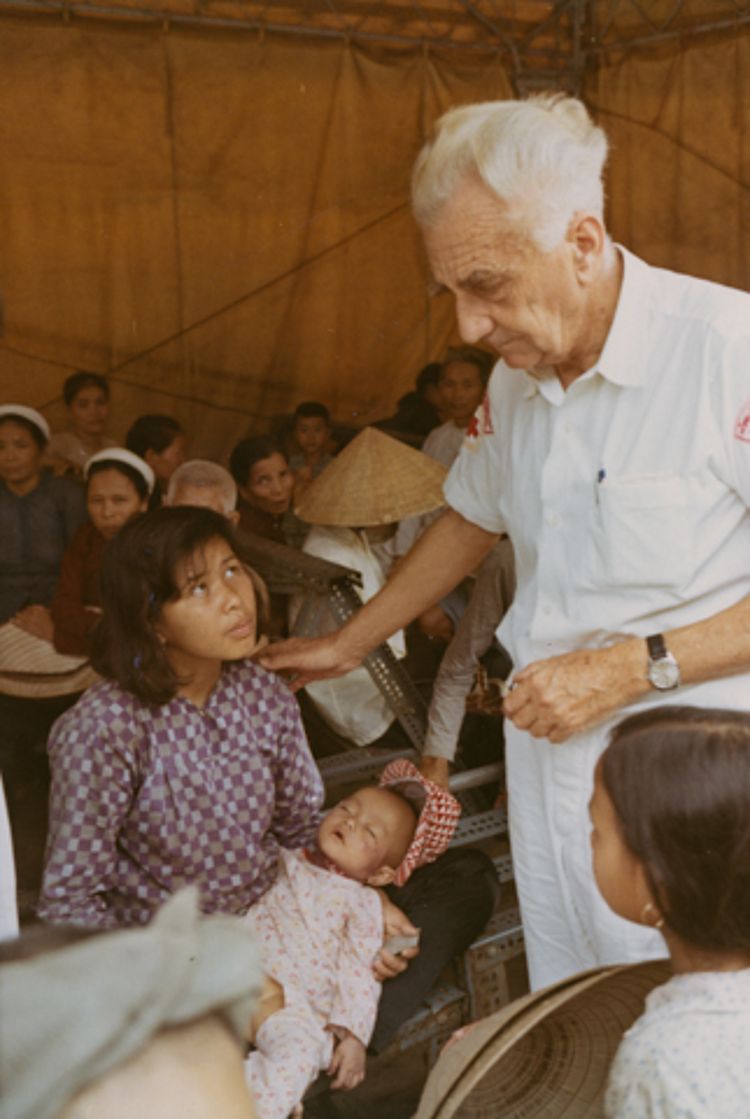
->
[547,513,560,527]
[542,604,552,616]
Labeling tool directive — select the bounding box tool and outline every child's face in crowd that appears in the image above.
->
[69,386,109,438]
[147,434,188,485]
[439,361,485,428]
[589,763,654,927]
[317,787,416,884]
[242,452,294,516]
[294,416,330,459]
[87,468,148,540]
[0,420,43,490]
[155,537,258,670]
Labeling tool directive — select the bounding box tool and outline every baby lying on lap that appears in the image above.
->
[243,759,460,1119]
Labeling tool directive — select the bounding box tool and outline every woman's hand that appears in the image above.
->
[11,605,54,643]
[374,894,419,980]
[327,1031,367,1090]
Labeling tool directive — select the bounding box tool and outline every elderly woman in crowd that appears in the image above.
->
[229,436,304,547]
[0,405,86,637]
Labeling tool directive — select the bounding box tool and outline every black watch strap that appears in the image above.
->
[646,633,668,661]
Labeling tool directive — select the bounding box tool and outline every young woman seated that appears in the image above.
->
[0,405,86,637]
[47,372,116,476]
[50,449,154,656]
[39,505,498,1071]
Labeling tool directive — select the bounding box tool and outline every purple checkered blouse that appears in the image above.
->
[38,660,324,928]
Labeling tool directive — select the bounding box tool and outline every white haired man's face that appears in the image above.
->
[423,175,599,376]
[173,483,240,526]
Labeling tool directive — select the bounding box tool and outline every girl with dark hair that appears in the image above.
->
[591,706,750,1118]
[0,405,86,632]
[125,414,187,507]
[39,505,322,929]
[50,449,154,656]
[47,371,116,475]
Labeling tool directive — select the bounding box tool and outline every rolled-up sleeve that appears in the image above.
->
[444,376,508,535]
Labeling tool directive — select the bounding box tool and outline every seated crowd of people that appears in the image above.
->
[1,357,748,1119]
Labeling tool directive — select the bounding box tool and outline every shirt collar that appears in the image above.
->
[520,245,653,398]
[594,245,653,388]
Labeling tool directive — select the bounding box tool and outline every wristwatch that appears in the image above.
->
[646,633,681,691]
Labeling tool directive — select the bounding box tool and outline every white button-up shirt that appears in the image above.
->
[445,247,750,708]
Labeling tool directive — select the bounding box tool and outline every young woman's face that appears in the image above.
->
[156,537,258,668]
[87,468,148,540]
[0,420,44,491]
[589,763,654,926]
[439,361,485,429]
[69,386,109,437]
[241,452,294,516]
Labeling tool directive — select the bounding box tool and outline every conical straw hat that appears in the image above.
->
[295,426,447,527]
[415,958,672,1119]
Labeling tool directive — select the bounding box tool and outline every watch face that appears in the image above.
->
[649,656,680,690]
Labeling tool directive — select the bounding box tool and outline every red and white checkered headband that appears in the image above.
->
[379,758,461,887]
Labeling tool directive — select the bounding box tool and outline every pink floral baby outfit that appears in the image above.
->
[243,848,383,1119]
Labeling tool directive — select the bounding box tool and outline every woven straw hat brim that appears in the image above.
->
[415,958,672,1119]
[0,622,99,697]
[295,427,447,527]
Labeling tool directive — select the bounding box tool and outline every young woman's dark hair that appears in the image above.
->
[229,436,287,488]
[86,458,150,501]
[415,362,442,396]
[126,414,184,458]
[293,401,330,425]
[91,506,269,706]
[62,371,110,407]
[0,413,48,449]
[441,347,492,384]
[602,705,750,954]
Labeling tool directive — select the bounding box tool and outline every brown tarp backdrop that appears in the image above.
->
[0,15,747,462]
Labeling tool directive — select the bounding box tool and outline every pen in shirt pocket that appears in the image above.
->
[595,466,606,504]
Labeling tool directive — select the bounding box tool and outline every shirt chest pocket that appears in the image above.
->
[591,473,693,590]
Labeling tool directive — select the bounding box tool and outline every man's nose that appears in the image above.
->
[455,296,493,346]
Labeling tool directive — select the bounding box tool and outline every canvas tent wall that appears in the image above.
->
[0,0,747,462]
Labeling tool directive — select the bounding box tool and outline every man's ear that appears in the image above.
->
[228,509,241,526]
[366,866,396,888]
[567,213,606,283]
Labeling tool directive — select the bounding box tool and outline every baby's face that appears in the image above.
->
[317,787,416,883]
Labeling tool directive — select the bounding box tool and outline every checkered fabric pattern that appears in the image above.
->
[379,758,461,887]
[39,661,324,928]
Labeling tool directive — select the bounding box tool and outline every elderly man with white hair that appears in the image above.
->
[165,459,240,524]
[262,94,750,991]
